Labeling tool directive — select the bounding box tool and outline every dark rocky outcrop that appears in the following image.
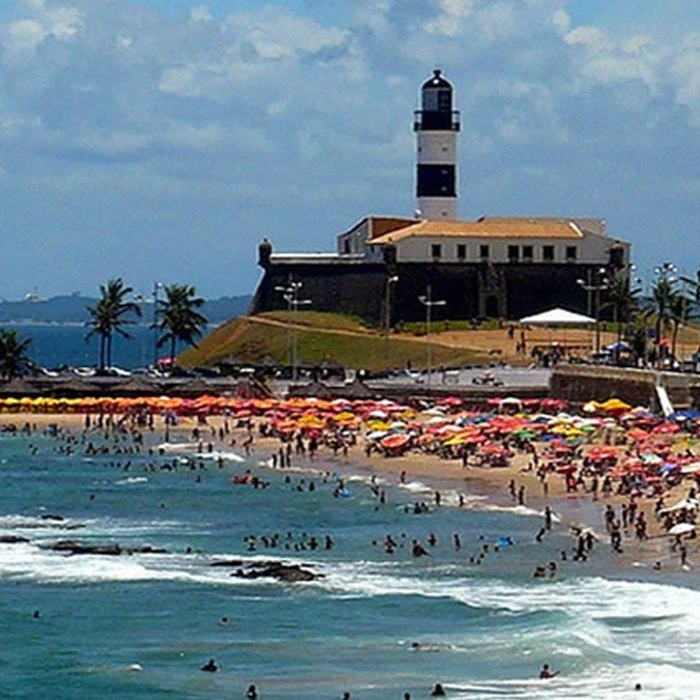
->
[0,535,30,544]
[47,540,167,555]
[210,559,244,567]
[221,560,322,582]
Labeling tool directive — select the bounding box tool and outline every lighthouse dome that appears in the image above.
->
[422,69,452,91]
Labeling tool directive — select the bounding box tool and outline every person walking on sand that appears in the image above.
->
[518,485,525,506]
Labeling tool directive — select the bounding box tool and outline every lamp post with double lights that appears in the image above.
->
[577,268,609,359]
[651,262,678,368]
[275,280,312,381]
[152,281,164,368]
[418,285,446,386]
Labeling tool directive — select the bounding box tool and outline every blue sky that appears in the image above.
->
[0,0,699,300]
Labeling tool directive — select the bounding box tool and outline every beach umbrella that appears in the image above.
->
[380,434,410,450]
[512,429,537,440]
[333,411,355,422]
[680,461,700,474]
[668,523,696,536]
[424,407,447,416]
[442,435,467,447]
[660,498,700,514]
[651,423,681,435]
[424,415,449,426]
[600,398,631,412]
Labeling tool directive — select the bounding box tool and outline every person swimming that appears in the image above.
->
[539,663,559,679]
[430,682,446,696]
[201,658,218,672]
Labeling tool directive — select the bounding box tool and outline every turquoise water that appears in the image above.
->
[1,429,700,699]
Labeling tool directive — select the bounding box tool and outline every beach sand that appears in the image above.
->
[2,410,691,571]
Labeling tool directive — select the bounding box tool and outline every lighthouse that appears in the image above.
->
[413,69,460,220]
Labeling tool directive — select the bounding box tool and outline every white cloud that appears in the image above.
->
[552,8,569,33]
[189,5,214,25]
[565,25,614,51]
[2,0,83,62]
[0,0,697,297]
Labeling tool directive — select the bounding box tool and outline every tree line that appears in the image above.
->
[0,279,207,379]
[0,267,699,379]
[601,265,698,366]
[84,279,208,371]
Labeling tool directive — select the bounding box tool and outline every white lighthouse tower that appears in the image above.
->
[413,69,460,220]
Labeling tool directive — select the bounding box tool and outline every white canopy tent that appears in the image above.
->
[519,307,595,325]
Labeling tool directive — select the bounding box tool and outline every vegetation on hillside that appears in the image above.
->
[179,312,490,371]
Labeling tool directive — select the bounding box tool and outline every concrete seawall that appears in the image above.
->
[551,365,700,409]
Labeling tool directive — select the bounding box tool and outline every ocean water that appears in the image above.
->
[6,324,202,370]
[1,428,699,699]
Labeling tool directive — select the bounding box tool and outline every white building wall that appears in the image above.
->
[394,233,620,264]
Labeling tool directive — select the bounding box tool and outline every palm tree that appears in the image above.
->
[669,292,696,362]
[600,271,642,362]
[645,275,679,367]
[85,279,142,370]
[0,328,34,380]
[152,284,208,365]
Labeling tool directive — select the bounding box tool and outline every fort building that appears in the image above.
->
[251,70,630,325]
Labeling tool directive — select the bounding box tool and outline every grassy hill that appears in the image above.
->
[180,311,491,371]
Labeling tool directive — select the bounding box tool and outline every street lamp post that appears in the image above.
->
[275,280,311,382]
[418,285,446,386]
[152,281,163,367]
[652,262,677,367]
[384,275,399,334]
[577,268,608,359]
[384,275,399,367]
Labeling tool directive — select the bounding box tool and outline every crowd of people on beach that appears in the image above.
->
[10,388,700,570]
[6,391,700,697]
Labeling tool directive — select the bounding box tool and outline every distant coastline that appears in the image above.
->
[0,294,251,325]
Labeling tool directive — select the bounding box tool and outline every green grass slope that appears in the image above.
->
[180,312,489,371]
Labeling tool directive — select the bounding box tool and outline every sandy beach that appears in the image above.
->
[2,407,693,571]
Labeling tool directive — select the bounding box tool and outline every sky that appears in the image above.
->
[0,0,699,301]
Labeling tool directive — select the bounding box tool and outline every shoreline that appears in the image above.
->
[0,411,686,572]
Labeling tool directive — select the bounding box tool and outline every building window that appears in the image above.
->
[565,246,577,261]
[431,244,442,259]
[479,244,489,260]
[343,239,351,254]
[457,244,466,260]
[508,245,519,262]
[522,245,533,262]
[542,245,554,262]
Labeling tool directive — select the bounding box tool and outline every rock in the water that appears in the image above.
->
[230,561,322,582]
[210,559,244,568]
[47,541,167,556]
